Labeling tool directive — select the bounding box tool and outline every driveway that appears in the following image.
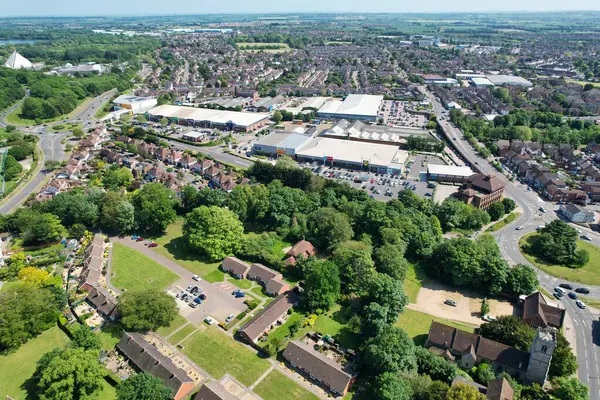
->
[111,237,247,323]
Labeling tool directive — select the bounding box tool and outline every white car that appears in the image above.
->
[482,315,496,322]
[576,300,586,309]
[204,317,214,325]
[225,314,235,323]
[516,226,524,230]
[192,275,201,281]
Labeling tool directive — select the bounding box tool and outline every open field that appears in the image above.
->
[111,243,179,292]
[396,308,477,346]
[151,221,223,282]
[0,326,70,399]
[404,263,428,303]
[180,327,270,386]
[254,370,320,400]
[520,233,600,285]
[156,313,188,337]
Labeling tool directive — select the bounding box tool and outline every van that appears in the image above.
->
[554,287,566,296]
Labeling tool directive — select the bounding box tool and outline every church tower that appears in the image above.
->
[526,327,556,385]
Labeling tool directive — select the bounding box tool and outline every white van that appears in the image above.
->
[554,287,566,296]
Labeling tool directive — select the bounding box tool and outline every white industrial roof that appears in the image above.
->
[471,77,495,86]
[182,131,205,138]
[148,104,269,128]
[297,137,408,167]
[318,94,383,118]
[428,164,474,177]
[485,75,532,87]
[114,95,155,105]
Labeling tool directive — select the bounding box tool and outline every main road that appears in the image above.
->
[423,86,600,400]
[0,89,117,214]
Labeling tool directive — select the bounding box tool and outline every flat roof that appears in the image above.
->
[114,95,155,104]
[148,104,269,128]
[297,137,408,167]
[428,164,474,177]
[485,74,533,87]
[254,131,314,150]
[471,77,495,86]
[317,94,383,118]
[182,131,206,138]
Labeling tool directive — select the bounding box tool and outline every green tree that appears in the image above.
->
[23,213,66,244]
[272,110,283,124]
[471,363,495,385]
[372,372,412,400]
[102,166,134,189]
[117,373,171,400]
[35,347,104,400]
[70,324,101,351]
[362,326,417,375]
[117,290,178,332]
[550,332,578,378]
[72,127,85,139]
[480,298,490,316]
[331,240,374,293]
[446,383,487,400]
[479,315,535,351]
[183,206,245,261]
[366,273,409,322]
[160,117,168,126]
[374,243,409,280]
[307,207,353,251]
[301,258,341,311]
[551,376,589,400]
[504,264,538,295]
[534,220,579,265]
[414,346,459,383]
[487,202,505,221]
[502,198,516,213]
[132,183,177,233]
[100,192,135,233]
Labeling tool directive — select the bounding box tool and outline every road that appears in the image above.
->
[0,89,117,214]
[165,139,254,169]
[423,86,600,400]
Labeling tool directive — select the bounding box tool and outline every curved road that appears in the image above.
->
[423,86,600,400]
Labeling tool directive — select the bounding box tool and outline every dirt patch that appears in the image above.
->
[412,281,518,325]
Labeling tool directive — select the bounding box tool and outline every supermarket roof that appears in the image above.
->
[148,104,270,128]
[471,77,495,86]
[485,74,533,87]
[428,164,474,177]
[297,137,408,167]
[317,94,384,118]
[254,130,316,149]
[114,95,154,104]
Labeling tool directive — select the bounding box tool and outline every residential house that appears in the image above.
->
[460,174,505,210]
[179,154,197,169]
[285,240,316,265]
[560,204,595,223]
[265,278,290,297]
[194,374,256,400]
[486,377,515,400]
[221,257,250,279]
[155,147,169,161]
[521,292,565,329]
[238,291,298,344]
[282,340,356,396]
[116,333,196,400]
[86,286,119,320]
[247,263,282,286]
[166,150,183,165]
[78,235,105,291]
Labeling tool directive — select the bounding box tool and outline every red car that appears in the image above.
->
[136,237,144,242]
[148,243,159,248]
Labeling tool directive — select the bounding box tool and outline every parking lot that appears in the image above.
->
[379,100,426,127]
[404,154,446,180]
[306,163,435,202]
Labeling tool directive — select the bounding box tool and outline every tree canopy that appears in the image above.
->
[117,289,178,332]
[132,183,177,233]
[117,373,171,400]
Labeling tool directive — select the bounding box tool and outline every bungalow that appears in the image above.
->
[222,257,250,279]
[238,291,298,344]
[285,240,316,265]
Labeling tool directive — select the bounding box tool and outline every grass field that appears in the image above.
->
[230,277,253,289]
[0,327,70,399]
[167,324,197,345]
[156,313,188,337]
[396,308,477,346]
[151,221,223,282]
[97,321,124,351]
[111,243,179,292]
[98,381,117,400]
[404,263,428,303]
[254,370,320,400]
[520,233,600,285]
[180,327,270,386]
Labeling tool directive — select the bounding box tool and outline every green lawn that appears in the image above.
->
[0,327,70,399]
[254,370,320,400]
[180,327,270,386]
[396,308,477,346]
[156,313,188,337]
[151,221,222,280]
[98,381,117,400]
[97,322,124,351]
[23,242,65,256]
[230,277,253,289]
[404,263,428,303]
[520,233,600,285]
[167,324,197,345]
[111,243,179,292]
[250,286,268,298]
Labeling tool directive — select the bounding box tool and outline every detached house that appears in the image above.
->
[285,240,316,265]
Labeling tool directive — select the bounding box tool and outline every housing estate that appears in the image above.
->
[238,291,298,344]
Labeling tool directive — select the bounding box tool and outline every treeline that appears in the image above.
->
[450,108,600,150]
[406,135,445,152]
[0,73,26,111]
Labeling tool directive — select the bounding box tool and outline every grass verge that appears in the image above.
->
[111,242,179,292]
[486,212,521,232]
[254,370,320,400]
[168,324,197,345]
[156,313,188,337]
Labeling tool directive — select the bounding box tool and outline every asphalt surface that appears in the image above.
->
[0,90,116,214]
[424,86,600,399]
[165,139,254,169]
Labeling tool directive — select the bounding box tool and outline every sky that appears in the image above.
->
[2,0,600,17]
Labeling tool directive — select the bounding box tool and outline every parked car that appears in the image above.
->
[539,207,546,213]
[575,287,590,294]
[553,292,563,300]
[189,302,198,308]
[516,226,524,230]
[204,317,214,325]
[554,287,567,295]
[192,275,201,281]
[581,234,591,241]
[144,240,153,245]
[576,300,586,309]
[136,237,144,242]
[131,235,140,240]
[235,291,245,298]
[568,292,578,300]
[444,299,457,307]
[148,243,159,248]
[559,283,573,290]
[199,294,206,300]
[194,297,203,304]
[225,314,235,323]
[482,315,496,322]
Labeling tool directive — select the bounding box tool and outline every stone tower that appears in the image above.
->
[526,327,556,385]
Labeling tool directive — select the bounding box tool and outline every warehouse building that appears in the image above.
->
[427,164,474,183]
[322,119,430,148]
[147,104,270,132]
[317,94,383,121]
[485,75,533,87]
[252,128,317,156]
[471,77,495,87]
[113,95,158,112]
